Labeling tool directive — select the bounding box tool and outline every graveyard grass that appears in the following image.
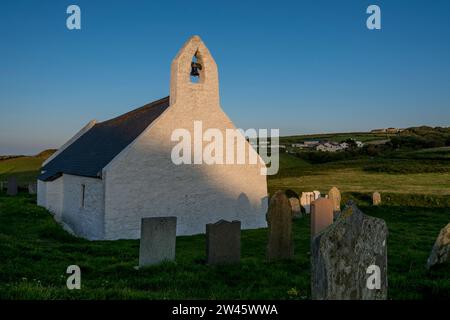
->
[0,191,449,300]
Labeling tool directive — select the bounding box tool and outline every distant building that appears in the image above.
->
[371,129,386,133]
[371,128,402,134]
[315,142,342,152]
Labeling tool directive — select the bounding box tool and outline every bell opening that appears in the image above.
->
[190,53,202,83]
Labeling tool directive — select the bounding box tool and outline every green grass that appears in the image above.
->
[0,192,449,300]
[280,132,394,144]
[0,150,54,186]
[270,153,450,195]
[0,192,311,299]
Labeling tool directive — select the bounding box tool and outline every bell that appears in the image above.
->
[190,62,202,77]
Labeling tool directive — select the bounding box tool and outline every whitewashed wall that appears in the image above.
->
[44,177,64,221]
[37,180,47,207]
[60,174,105,240]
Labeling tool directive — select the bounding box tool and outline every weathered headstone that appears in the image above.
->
[426,222,450,269]
[289,197,301,218]
[311,198,334,238]
[328,187,341,212]
[206,220,241,265]
[7,176,18,196]
[300,192,316,214]
[267,191,294,261]
[313,190,321,199]
[28,182,37,195]
[139,217,177,267]
[372,192,381,206]
[311,201,388,300]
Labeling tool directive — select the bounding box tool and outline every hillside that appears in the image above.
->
[280,126,450,147]
[0,149,56,185]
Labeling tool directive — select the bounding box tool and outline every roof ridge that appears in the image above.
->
[99,96,170,125]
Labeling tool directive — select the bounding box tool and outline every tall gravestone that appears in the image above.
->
[267,191,294,261]
[139,217,177,267]
[7,176,18,196]
[311,198,334,238]
[328,187,341,212]
[206,220,241,265]
[311,202,388,300]
[426,222,450,269]
[372,192,381,206]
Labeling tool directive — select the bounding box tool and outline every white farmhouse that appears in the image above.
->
[37,36,268,240]
[315,142,342,152]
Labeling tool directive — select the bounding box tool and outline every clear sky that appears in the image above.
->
[1,0,449,155]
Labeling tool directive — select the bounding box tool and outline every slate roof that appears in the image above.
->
[38,96,170,181]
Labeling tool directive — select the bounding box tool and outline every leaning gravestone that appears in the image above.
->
[139,217,177,267]
[311,198,334,238]
[28,182,37,195]
[311,201,388,300]
[328,187,341,212]
[267,191,294,261]
[289,197,301,218]
[426,222,450,269]
[372,192,381,206]
[206,220,241,265]
[7,176,18,196]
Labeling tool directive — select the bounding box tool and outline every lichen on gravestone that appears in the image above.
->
[311,201,388,300]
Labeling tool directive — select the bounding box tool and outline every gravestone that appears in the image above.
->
[139,217,177,267]
[267,191,294,261]
[426,222,450,269]
[206,220,241,265]
[311,198,334,238]
[328,187,341,212]
[372,192,381,206]
[28,182,37,195]
[300,192,316,214]
[311,201,388,300]
[7,176,18,196]
[289,197,301,218]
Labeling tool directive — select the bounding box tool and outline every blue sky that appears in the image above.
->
[1,0,449,155]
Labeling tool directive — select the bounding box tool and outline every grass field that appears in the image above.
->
[269,152,450,195]
[0,150,54,186]
[280,132,394,144]
[0,191,448,299]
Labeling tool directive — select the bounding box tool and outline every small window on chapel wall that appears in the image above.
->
[190,53,202,83]
[81,184,85,208]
